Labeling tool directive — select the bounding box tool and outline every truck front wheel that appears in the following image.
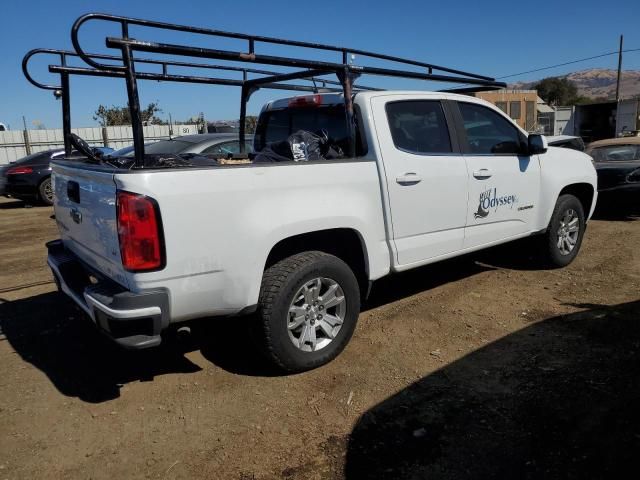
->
[257,251,361,372]
[542,194,585,267]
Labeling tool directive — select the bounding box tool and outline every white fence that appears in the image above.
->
[0,124,199,164]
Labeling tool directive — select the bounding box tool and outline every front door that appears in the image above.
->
[454,101,540,249]
[371,96,468,266]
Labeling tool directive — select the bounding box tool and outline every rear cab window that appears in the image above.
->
[254,103,367,158]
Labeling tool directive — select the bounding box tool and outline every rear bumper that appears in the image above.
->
[47,239,170,349]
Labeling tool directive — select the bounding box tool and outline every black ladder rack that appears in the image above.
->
[22,48,379,157]
[24,13,507,167]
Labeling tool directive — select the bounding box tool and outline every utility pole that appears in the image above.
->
[616,35,624,102]
[22,115,31,155]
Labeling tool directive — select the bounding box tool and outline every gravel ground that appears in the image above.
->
[0,196,639,479]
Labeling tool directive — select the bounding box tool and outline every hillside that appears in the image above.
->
[511,68,640,100]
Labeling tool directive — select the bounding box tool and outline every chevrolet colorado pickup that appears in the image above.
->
[47,91,597,371]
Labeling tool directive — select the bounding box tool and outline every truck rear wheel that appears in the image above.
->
[257,251,360,372]
[542,194,585,267]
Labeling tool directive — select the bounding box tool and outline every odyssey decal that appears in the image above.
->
[474,187,518,219]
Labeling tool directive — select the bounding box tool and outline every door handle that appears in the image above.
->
[396,172,422,185]
[473,168,492,179]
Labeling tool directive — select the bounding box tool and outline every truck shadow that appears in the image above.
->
[344,298,640,480]
[368,237,548,298]
[0,292,202,403]
[0,244,558,396]
[171,243,548,375]
[364,256,491,311]
[0,199,35,209]
[198,256,495,376]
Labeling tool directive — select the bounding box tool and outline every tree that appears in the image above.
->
[244,115,258,134]
[534,77,588,106]
[93,102,164,126]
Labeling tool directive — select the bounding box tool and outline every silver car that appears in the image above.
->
[126,133,254,156]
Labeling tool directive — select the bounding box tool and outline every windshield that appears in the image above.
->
[589,144,640,162]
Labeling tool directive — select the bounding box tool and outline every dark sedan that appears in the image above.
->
[0,146,113,205]
[586,137,640,195]
[0,149,65,205]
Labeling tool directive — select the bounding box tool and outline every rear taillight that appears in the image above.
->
[288,94,323,108]
[116,191,164,272]
[7,166,33,175]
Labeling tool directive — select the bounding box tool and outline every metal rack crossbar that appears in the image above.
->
[22,48,379,156]
[24,13,507,167]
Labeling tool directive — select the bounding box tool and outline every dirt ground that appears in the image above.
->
[1,195,640,479]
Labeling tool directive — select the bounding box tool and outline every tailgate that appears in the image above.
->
[52,161,129,288]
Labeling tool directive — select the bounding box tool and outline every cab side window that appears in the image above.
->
[386,101,452,155]
[458,102,524,155]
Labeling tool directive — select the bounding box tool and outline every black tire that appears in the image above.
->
[542,194,585,267]
[257,251,361,373]
[38,177,54,206]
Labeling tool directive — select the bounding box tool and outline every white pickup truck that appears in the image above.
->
[48,91,597,371]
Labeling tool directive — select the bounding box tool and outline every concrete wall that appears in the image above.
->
[0,124,199,164]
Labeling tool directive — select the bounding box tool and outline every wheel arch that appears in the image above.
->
[264,228,370,296]
[558,182,595,218]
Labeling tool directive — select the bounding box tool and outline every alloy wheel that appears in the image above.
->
[287,277,346,352]
[556,208,580,255]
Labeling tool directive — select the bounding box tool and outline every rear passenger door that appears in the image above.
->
[372,96,468,266]
[453,101,540,249]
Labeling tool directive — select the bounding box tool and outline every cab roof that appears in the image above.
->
[261,90,490,112]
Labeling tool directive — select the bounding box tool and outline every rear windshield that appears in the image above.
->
[254,104,367,157]
[12,151,53,165]
[589,144,640,162]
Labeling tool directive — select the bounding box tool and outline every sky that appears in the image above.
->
[1,0,639,130]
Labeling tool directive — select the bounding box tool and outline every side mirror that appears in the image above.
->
[528,134,548,155]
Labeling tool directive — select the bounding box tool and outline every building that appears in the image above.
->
[616,99,640,136]
[548,99,640,143]
[474,90,538,131]
[537,106,575,136]
[475,88,640,141]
